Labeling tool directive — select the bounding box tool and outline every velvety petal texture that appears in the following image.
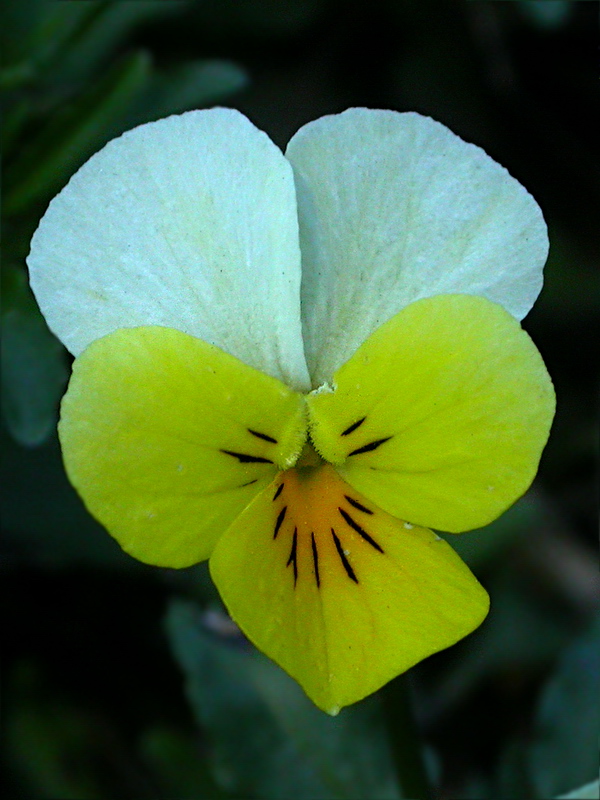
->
[286,108,548,386]
[210,464,489,713]
[59,326,307,568]
[28,108,311,391]
[29,106,555,713]
[307,295,555,533]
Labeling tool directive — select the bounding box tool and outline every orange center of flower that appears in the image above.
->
[271,450,386,590]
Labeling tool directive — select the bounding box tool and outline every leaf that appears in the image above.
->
[124,59,249,128]
[0,425,136,569]
[44,0,182,87]
[3,50,150,215]
[490,731,533,800]
[425,563,574,715]
[5,660,168,799]
[0,0,95,80]
[190,0,325,36]
[165,599,400,800]
[443,491,544,570]
[5,662,113,799]
[2,96,32,156]
[1,266,68,447]
[558,780,600,800]
[517,0,572,30]
[495,734,533,800]
[138,725,228,799]
[244,647,401,800]
[529,613,600,799]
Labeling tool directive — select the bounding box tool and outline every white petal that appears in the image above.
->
[286,108,548,387]
[28,108,310,391]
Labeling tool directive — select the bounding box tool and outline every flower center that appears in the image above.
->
[270,463,385,589]
[294,440,324,471]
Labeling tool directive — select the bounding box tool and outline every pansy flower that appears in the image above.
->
[28,108,555,714]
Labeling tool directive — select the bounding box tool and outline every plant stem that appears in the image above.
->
[382,674,434,800]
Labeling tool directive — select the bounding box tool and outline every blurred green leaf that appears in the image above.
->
[166,599,400,800]
[0,0,95,81]
[1,266,68,447]
[529,612,600,799]
[0,425,136,569]
[44,0,183,87]
[3,50,151,215]
[490,614,599,800]
[160,561,222,608]
[429,564,574,715]
[0,0,181,89]
[1,0,48,65]
[245,644,401,800]
[558,779,600,799]
[517,0,572,30]
[190,0,325,36]
[8,704,104,799]
[2,96,32,155]
[5,661,157,799]
[495,734,533,800]
[443,492,544,569]
[534,228,600,320]
[138,725,228,799]
[457,774,494,800]
[125,59,248,128]
[0,0,184,149]
[0,62,37,92]
[5,662,112,799]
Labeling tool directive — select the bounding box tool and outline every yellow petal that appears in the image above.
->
[210,463,489,713]
[307,295,555,532]
[59,326,307,568]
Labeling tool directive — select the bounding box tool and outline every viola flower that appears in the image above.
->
[27,108,555,714]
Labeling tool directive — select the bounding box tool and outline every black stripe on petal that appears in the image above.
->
[248,429,278,443]
[344,495,373,515]
[339,508,384,553]
[311,532,320,588]
[341,417,366,436]
[273,506,287,539]
[331,528,358,583]
[348,437,392,457]
[287,527,298,585]
[220,449,273,464]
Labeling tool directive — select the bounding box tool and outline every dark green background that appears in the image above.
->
[2,2,598,798]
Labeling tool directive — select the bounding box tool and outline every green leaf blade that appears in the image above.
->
[1,267,68,447]
[165,599,401,800]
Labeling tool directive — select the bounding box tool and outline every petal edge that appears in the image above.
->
[307,294,555,533]
[29,108,311,391]
[210,464,489,712]
[287,108,548,386]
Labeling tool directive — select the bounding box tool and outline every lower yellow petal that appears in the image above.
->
[210,462,489,713]
[59,326,307,568]
[307,295,555,532]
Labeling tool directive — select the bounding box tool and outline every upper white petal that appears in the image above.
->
[28,108,310,391]
[286,108,548,387]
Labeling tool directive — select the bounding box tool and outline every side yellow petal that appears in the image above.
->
[307,295,555,532]
[59,326,307,568]
[210,463,489,714]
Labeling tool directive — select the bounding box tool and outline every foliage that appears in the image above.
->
[2,1,597,798]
